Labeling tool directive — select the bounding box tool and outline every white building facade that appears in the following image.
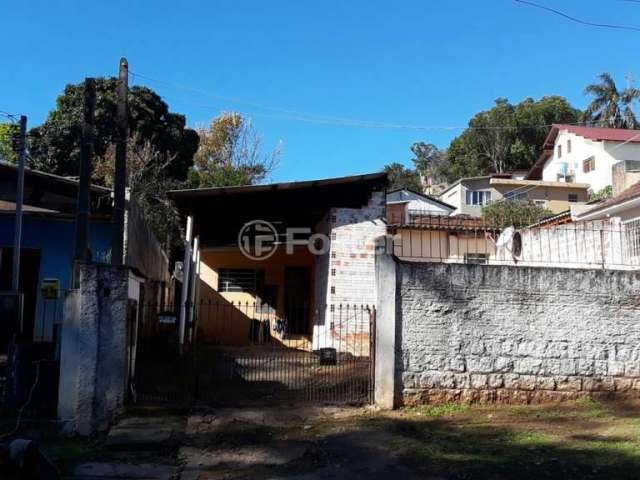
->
[527,124,640,194]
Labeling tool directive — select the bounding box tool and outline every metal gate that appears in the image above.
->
[134,302,376,406]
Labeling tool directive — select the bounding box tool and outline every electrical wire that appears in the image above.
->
[130,70,607,132]
[514,0,640,32]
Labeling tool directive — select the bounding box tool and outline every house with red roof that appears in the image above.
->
[526,124,640,194]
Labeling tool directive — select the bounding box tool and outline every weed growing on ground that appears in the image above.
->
[407,401,471,417]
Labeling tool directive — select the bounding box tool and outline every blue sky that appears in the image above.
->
[3,0,640,181]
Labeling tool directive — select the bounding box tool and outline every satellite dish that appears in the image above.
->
[495,226,522,261]
[496,227,515,248]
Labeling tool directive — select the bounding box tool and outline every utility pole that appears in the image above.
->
[11,115,27,292]
[112,57,128,266]
[71,78,96,288]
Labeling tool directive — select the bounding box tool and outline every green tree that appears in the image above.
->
[589,185,613,202]
[410,142,449,186]
[511,96,582,168]
[0,122,19,163]
[384,162,423,191]
[28,78,199,181]
[481,199,553,228]
[584,72,640,128]
[186,112,280,188]
[443,96,581,181]
[93,134,184,253]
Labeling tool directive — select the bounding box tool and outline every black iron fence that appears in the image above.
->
[133,302,376,406]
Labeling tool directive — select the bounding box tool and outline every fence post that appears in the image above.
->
[374,238,397,409]
[600,228,606,269]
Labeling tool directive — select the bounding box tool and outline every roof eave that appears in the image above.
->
[576,195,640,221]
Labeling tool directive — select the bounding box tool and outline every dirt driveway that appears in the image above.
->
[52,397,640,479]
[178,397,640,479]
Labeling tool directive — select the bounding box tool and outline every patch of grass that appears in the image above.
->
[510,404,565,419]
[407,402,471,418]
[506,430,552,445]
[41,440,105,470]
[576,395,613,418]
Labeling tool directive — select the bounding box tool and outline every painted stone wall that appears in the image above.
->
[397,262,640,405]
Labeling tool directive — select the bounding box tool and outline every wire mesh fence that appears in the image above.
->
[389,211,640,270]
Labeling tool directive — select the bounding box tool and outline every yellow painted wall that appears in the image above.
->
[492,185,588,213]
[394,229,449,260]
[448,233,496,260]
[394,229,496,262]
[197,246,316,345]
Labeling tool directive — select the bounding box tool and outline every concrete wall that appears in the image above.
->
[124,198,171,291]
[613,160,640,196]
[440,183,463,214]
[58,263,129,434]
[396,262,640,405]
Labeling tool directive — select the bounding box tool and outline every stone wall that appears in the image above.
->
[397,262,640,405]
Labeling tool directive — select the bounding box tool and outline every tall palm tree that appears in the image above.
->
[584,72,640,129]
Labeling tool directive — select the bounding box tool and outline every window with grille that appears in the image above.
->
[557,145,562,158]
[218,268,265,292]
[568,193,578,203]
[567,139,572,154]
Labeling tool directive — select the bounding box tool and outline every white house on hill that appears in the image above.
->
[526,124,640,193]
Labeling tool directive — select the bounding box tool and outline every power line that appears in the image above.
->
[131,70,606,132]
[514,0,640,32]
[0,111,20,122]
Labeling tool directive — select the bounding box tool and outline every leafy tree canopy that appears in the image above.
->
[445,96,581,181]
[481,199,553,229]
[589,185,613,202]
[384,162,423,192]
[186,112,279,188]
[0,122,19,163]
[411,142,449,187]
[28,78,199,181]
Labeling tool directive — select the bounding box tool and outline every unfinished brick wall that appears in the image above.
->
[312,190,386,351]
[328,191,386,306]
[397,262,640,405]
